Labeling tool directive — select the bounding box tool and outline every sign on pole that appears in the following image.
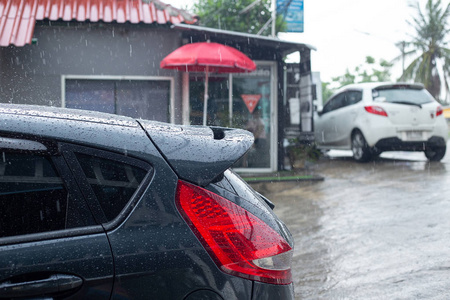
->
[276,0,304,33]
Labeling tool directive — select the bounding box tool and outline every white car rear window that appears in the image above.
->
[373,88,434,105]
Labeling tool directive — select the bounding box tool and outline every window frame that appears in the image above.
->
[322,92,345,114]
[60,143,154,231]
[0,136,154,246]
[0,136,101,246]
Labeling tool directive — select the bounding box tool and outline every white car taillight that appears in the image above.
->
[365,106,388,117]
[176,180,293,285]
[436,106,443,117]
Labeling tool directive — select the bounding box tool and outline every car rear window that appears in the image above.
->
[372,87,435,105]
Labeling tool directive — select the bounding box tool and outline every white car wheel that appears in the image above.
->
[352,131,372,162]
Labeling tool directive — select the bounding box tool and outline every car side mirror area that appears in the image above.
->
[316,106,324,116]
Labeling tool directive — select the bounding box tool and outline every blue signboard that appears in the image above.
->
[276,0,304,32]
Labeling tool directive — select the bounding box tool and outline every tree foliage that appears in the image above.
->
[321,82,334,103]
[332,56,393,87]
[398,0,450,102]
[193,0,286,36]
[321,56,393,102]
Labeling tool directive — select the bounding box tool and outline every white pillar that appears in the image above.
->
[271,0,276,37]
[182,72,190,125]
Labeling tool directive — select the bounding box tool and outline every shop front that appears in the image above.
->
[176,24,316,173]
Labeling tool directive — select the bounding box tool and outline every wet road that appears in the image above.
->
[253,149,450,299]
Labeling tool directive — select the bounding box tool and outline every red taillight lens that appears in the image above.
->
[176,180,293,285]
[436,106,443,117]
[365,106,388,117]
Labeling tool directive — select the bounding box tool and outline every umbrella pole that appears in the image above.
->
[203,66,209,126]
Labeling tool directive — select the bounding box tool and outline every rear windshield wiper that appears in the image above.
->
[390,101,422,108]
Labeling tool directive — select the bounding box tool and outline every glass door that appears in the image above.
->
[232,65,273,170]
[189,62,276,172]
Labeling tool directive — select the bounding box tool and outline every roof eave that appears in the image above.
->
[172,23,316,55]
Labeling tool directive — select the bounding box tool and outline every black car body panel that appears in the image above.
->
[252,281,295,300]
[0,104,294,299]
[0,233,114,299]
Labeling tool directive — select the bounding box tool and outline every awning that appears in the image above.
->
[173,23,316,57]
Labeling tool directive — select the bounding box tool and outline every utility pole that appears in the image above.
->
[271,0,276,37]
[400,41,406,76]
[394,41,406,80]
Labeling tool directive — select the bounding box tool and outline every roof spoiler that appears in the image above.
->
[138,120,254,187]
[374,82,425,90]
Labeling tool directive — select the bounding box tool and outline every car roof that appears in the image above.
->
[0,104,137,127]
[0,104,155,157]
[336,82,425,92]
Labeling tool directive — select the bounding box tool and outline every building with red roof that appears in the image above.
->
[0,0,197,46]
[0,0,315,172]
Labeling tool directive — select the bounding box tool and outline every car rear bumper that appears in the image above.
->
[359,112,448,148]
[374,136,447,152]
[252,282,295,300]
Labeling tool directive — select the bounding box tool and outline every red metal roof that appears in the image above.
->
[0,0,198,47]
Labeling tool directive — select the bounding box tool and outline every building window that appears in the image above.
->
[64,78,172,123]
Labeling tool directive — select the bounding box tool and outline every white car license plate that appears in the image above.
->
[403,131,425,141]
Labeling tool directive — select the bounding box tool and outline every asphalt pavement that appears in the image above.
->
[250,145,450,299]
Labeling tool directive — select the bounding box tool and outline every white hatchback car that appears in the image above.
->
[314,82,448,162]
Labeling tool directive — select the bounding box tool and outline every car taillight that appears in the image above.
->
[365,106,388,117]
[436,106,443,117]
[176,180,293,285]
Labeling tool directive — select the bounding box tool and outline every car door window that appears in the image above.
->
[0,150,93,239]
[322,97,335,114]
[75,153,148,222]
[323,92,346,113]
[347,90,363,106]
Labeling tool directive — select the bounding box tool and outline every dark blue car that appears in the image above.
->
[0,104,294,299]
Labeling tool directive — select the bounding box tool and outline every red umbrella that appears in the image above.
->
[160,42,256,125]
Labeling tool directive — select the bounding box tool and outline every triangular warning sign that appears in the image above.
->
[241,94,262,113]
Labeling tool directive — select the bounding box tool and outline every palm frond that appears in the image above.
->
[397,0,450,100]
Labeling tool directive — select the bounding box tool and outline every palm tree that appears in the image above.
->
[398,0,450,102]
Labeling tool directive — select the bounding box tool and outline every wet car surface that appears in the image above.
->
[251,146,450,299]
[0,104,294,300]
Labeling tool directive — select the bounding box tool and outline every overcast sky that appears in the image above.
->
[165,0,449,82]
